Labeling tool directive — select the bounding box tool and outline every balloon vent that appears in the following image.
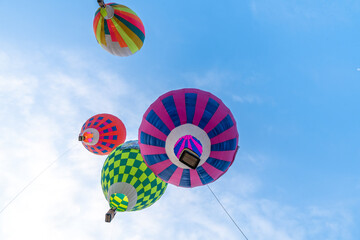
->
[174,135,203,158]
[179,148,200,169]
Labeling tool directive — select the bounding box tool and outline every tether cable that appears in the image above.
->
[0,143,79,215]
[207,185,249,240]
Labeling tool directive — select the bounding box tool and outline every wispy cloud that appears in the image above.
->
[0,48,355,240]
[232,94,262,104]
[249,0,358,27]
[183,69,235,90]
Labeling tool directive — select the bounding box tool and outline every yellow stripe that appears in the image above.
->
[112,6,138,16]
[111,17,141,53]
[96,16,107,46]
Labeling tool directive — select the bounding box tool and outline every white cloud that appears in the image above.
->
[0,48,355,240]
[249,0,356,27]
[233,94,262,104]
[183,69,234,89]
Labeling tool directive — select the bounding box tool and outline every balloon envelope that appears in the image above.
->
[93,3,145,56]
[101,141,167,212]
[138,88,239,188]
[79,113,126,155]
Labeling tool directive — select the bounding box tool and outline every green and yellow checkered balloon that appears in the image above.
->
[101,140,167,212]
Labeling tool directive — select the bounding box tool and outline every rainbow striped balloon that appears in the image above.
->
[93,3,145,56]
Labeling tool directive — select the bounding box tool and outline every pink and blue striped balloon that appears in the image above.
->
[138,88,239,188]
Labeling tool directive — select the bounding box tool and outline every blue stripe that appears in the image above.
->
[146,110,171,135]
[140,132,166,147]
[179,169,191,187]
[211,138,237,151]
[197,166,214,184]
[189,140,201,156]
[208,115,234,139]
[174,138,185,156]
[206,157,231,171]
[198,98,220,129]
[184,140,189,149]
[143,154,168,166]
[162,96,181,127]
[158,164,177,181]
[185,93,197,124]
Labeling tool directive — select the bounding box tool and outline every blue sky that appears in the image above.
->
[0,0,359,239]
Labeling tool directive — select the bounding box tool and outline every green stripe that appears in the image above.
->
[112,6,138,16]
[114,14,145,43]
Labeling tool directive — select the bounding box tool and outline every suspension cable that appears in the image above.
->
[0,143,79,215]
[206,185,249,240]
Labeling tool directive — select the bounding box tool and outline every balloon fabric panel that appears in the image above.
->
[101,141,167,211]
[138,89,239,188]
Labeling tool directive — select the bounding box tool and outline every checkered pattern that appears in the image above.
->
[109,193,128,212]
[101,143,167,211]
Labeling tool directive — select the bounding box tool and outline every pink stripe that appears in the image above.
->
[114,10,145,34]
[149,160,173,176]
[192,94,209,126]
[140,120,167,141]
[191,138,203,153]
[187,137,194,152]
[201,162,224,180]
[190,169,203,187]
[151,100,176,131]
[210,126,239,145]
[177,139,187,158]
[203,104,229,133]
[173,89,187,125]
[210,150,237,162]
[168,168,182,186]
[139,143,166,155]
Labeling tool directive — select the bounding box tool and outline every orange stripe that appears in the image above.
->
[107,20,118,42]
[113,17,143,50]
[110,19,127,47]
[93,13,101,35]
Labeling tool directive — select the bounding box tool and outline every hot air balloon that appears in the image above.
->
[138,88,239,188]
[101,140,167,222]
[79,113,126,155]
[93,1,145,56]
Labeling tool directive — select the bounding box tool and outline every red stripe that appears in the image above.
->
[114,10,145,35]
[93,13,101,35]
